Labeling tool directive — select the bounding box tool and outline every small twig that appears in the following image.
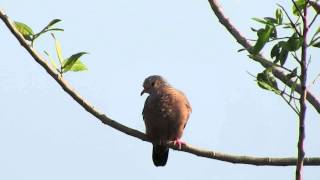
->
[309,14,319,28]
[278,4,302,37]
[268,36,291,42]
[282,90,300,101]
[246,71,256,78]
[309,35,320,46]
[309,1,320,28]
[247,36,291,42]
[307,55,311,69]
[294,97,300,112]
[280,91,300,115]
[291,52,301,64]
[311,73,320,85]
[291,0,305,19]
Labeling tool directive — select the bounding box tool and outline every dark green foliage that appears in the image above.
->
[256,69,280,94]
[251,25,274,55]
[286,33,303,51]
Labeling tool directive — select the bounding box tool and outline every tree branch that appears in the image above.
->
[296,1,309,179]
[208,0,320,113]
[1,7,320,166]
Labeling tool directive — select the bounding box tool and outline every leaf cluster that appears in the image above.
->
[14,19,88,75]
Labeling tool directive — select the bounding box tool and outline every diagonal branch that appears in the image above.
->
[1,8,320,166]
[208,0,320,113]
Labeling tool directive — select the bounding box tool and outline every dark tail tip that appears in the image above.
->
[152,145,169,166]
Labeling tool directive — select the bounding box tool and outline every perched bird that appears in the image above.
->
[141,75,192,166]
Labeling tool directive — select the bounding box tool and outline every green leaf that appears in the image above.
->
[51,33,63,65]
[310,36,320,47]
[290,78,299,102]
[66,60,88,72]
[271,43,281,59]
[44,51,58,70]
[237,48,246,52]
[286,33,303,51]
[275,8,283,24]
[278,48,289,66]
[315,27,320,35]
[292,0,305,16]
[47,19,62,28]
[14,21,34,41]
[312,41,320,47]
[43,28,64,33]
[40,19,63,34]
[251,25,274,55]
[256,69,280,94]
[270,27,277,39]
[264,17,278,24]
[62,52,88,73]
[250,27,258,32]
[252,17,274,26]
[33,19,63,41]
[252,18,268,24]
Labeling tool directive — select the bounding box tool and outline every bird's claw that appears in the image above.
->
[173,139,186,149]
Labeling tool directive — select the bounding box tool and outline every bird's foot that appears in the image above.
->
[173,139,186,149]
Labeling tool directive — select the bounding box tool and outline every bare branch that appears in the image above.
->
[208,0,320,113]
[1,7,320,166]
[296,1,309,179]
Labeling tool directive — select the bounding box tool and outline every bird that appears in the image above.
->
[141,75,192,166]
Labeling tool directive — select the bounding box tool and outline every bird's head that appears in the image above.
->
[141,75,168,96]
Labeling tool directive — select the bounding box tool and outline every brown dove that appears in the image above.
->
[141,75,192,166]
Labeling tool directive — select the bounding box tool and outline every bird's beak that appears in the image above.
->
[140,89,146,96]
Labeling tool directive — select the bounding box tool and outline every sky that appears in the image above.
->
[1,0,320,179]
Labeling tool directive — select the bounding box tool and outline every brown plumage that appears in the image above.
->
[141,75,192,166]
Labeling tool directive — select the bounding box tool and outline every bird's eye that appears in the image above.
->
[151,81,155,87]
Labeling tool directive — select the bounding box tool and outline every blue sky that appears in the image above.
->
[1,0,320,179]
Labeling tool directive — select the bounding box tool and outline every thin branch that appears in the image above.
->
[247,36,291,42]
[281,85,300,115]
[268,36,291,42]
[1,7,320,166]
[278,4,302,37]
[311,73,320,85]
[280,92,300,115]
[282,90,300,101]
[309,1,320,28]
[208,0,320,114]
[296,1,309,179]
[249,55,294,73]
[309,13,319,28]
[171,143,320,166]
[292,51,301,64]
[292,0,304,19]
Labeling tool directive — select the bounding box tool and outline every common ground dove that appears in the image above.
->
[141,75,192,166]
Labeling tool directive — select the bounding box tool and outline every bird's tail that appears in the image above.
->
[152,145,169,166]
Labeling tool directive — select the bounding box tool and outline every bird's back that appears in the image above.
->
[143,86,191,145]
